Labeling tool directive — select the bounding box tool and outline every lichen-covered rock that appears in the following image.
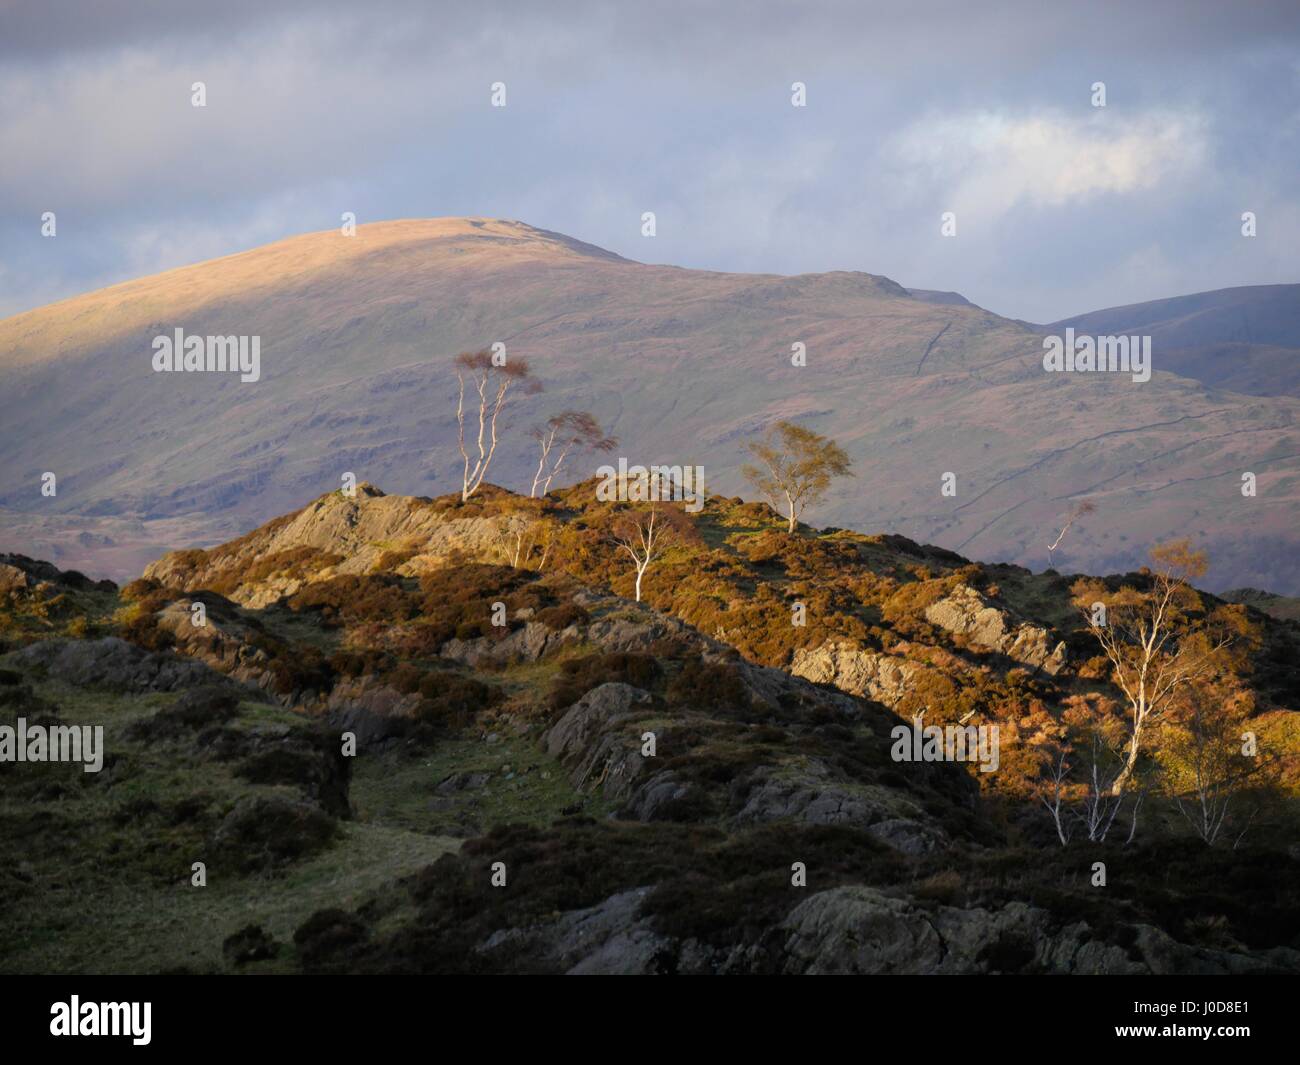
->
[789,641,921,708]
[924,584,1067,673]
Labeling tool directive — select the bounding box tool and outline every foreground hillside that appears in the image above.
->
[2,486,1298,974]
[3,218,1298,593]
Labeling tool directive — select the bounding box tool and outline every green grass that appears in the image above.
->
[0,663,470,974]
[352,732,613,838]
[1,820,458,974]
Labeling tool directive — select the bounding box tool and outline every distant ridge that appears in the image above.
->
[1041,283,1300,398]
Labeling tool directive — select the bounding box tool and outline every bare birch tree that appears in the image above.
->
[500,516,559,572]
[454,349,540,501]
[1038,744,1075,847]
[1047,499,1095,568]
[1075,541,1240,796]
[530,411,617,497]
[609,503,694,602]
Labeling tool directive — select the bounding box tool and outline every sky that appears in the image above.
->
[1,0,1297,323]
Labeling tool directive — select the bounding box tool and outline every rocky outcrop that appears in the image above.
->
[154,599,276,693]
[143,484,530,606]
[731,761,951,853]
[544,682,654,802]
[11,637,259,697]
[791,591,1067,707]
[463,879,1300,975]
[924,584,1067,673]
[777,885,1300,975]
[778,886,1104,974]
[441,619,582,668]
[789,641,921,708]
[584,610,701,654]
[475,887,674,975]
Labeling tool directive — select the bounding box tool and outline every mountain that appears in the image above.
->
[1044,284,1300,398]
[2,219,1298,593]
[4,483,1297,973]
[905,288,979,308]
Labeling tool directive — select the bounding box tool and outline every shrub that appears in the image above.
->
[666,659,750,713]
[120,577,163,602]
[266,646,334,696]
[535,602,590,631]
[413,671,501,728]
[549,652,661,711]
[285,574,416,627]
[328,648,394,677]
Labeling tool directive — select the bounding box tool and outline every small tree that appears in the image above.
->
[609,502,695,603]
[1033,695,1143,846]
[1073,540,1246,796]
[453,349,541,501]
[1047,499,1095,569]
[500,515,559,572]
[1164,681,1273,848]
[741,421,853,533]
[530,411,617,497]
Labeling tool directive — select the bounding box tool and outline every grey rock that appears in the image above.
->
[865,817,949,855]
[476,886,672,975]
[777,885,1298,975]
[732,765,934,842]
[12,637,256,696]
[924,584,1067,674]
[441,621,575,667]
[155,599,276,693]
[325,700,411,750]
[545,682,653,802]
[622,771,693,821]
[790,641,921,708]
[436,771,490,794]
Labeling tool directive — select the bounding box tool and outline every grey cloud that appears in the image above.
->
[1,0,1297,321]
